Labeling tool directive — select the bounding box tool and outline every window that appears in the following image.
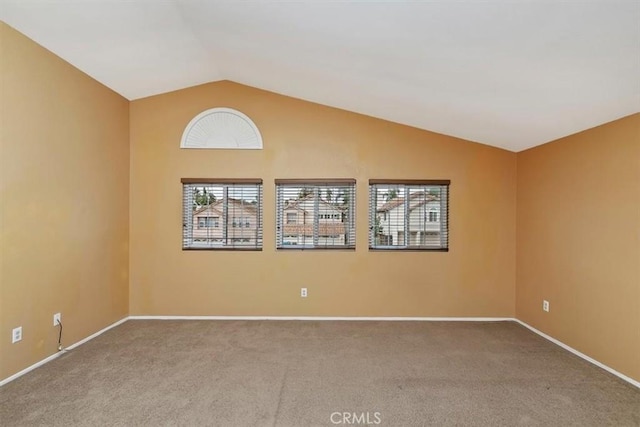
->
[180,108,263,150]
[276,179,356,249]
[427,208,439,222]
[286,212,297,224]
[369,179,449,251]
[197,217,218,228]
[182,179,263,250]
[318,213,341,220]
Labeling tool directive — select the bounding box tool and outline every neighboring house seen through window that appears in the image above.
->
[276,179,356,249]
[369,179,449,251]
[182,178,263,250]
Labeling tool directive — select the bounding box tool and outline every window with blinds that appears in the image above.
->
[369,179,450,251]
[275,179,356,250]
[182,179,263,250]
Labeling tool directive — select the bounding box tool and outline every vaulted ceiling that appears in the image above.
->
[1,1,638,151]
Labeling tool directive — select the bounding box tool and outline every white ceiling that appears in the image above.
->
[1,1,638,152]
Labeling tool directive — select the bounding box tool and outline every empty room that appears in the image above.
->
[1,1,639,426]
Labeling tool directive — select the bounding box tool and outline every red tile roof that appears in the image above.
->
[282,223,347,236]
[377,192,439,212]
[193,198,257,216]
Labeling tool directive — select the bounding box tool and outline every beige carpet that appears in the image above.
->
[1,320,638,426]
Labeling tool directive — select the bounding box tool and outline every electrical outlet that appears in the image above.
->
[301,288,308,298]
[12,327,22,343]
[543,300,550,312]
[53,313,61,326]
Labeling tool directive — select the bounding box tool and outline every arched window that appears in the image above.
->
[180,108,262,149]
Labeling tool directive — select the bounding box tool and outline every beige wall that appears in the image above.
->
[130,81,517,317]
[0,23,130,379]
[5,23,636,386]
[516,113,640,381]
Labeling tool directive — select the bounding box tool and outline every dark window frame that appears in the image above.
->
[275,179,356,250]
[369,179,450,252]
[181,178,263,251]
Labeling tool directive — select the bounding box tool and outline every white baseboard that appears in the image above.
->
[128,315,640,389]
[0,352,62,388]
[514,319,640,389]
[63,317,129,351]
[0,317,128,387]
[128,315,513,322]
[0,315,509,387]
[3,316,637,390]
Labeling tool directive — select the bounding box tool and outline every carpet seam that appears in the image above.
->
[271,367,289,427]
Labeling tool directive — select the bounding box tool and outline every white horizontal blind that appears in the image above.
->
[369,180,449,251]
[276,180,356,249]
[182,179,263,250]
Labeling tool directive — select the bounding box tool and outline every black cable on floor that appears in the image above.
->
[57,319,63,351]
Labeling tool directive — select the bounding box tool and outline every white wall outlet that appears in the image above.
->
[12,326,22,343]
[301,288,308,298]
[543,300,550,312]
[53,312,61,326]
